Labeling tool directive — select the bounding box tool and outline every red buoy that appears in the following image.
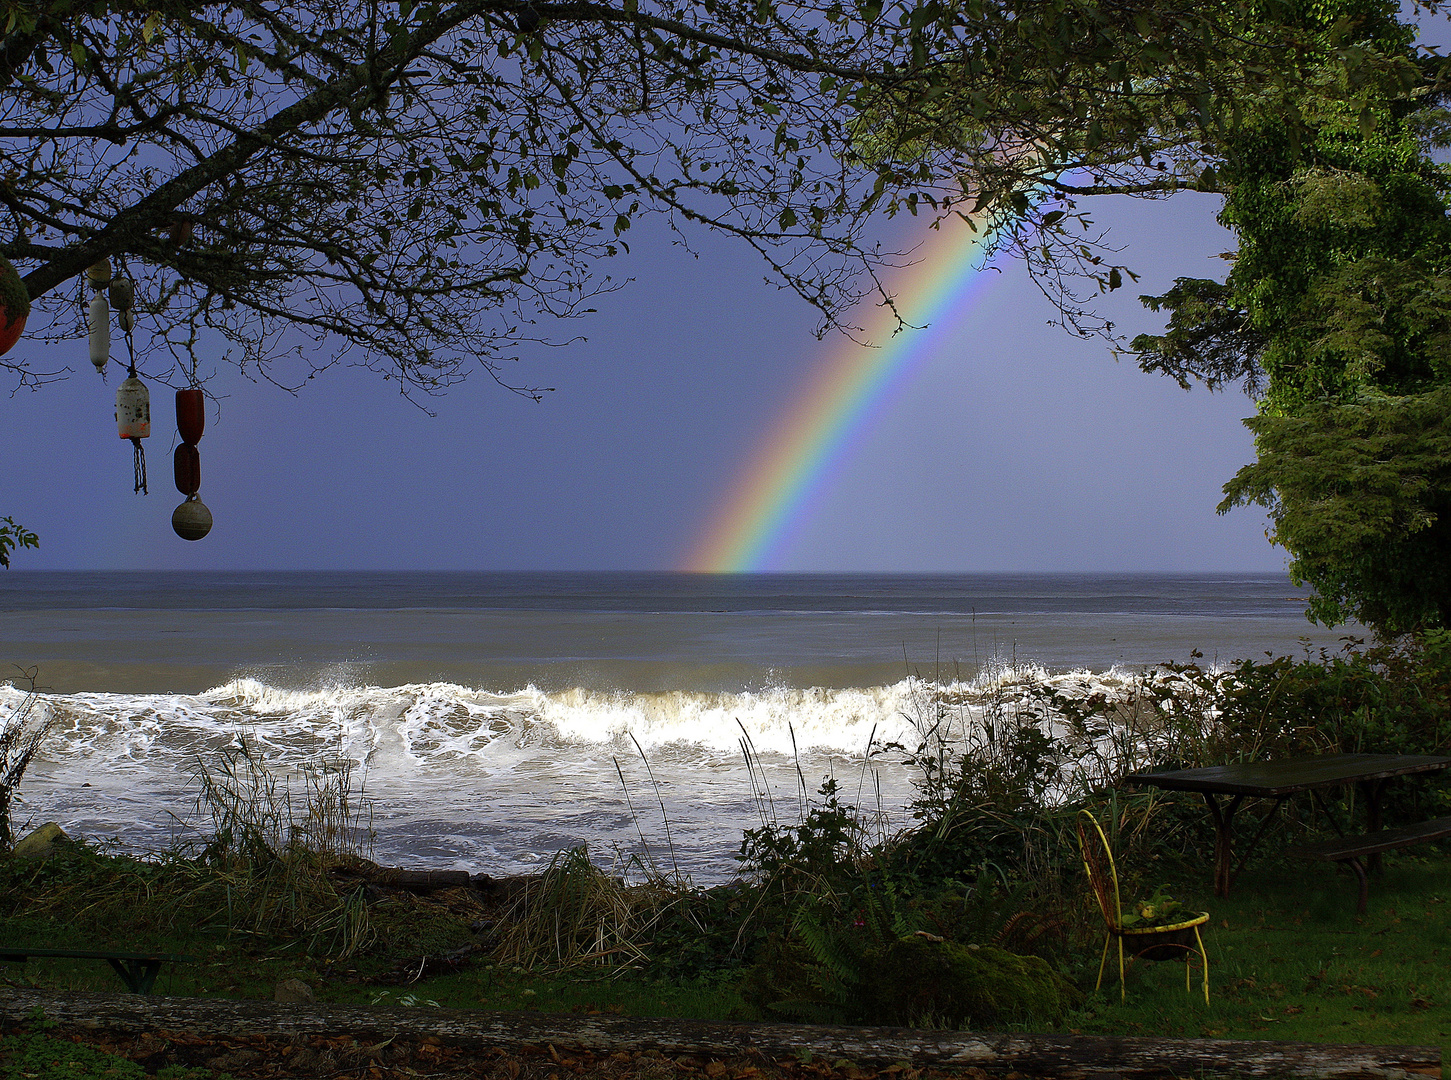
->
[174,443,200,496]
[176,388,205,445]
[0,255,29,357]
[0,310,23,356]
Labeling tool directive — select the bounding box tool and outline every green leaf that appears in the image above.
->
[1358,107,1377,141]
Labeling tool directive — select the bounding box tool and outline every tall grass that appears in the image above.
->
[191,737,374,866]
[0,734,380,961]
[184,737,377,956]
[491,845,682,971]
[0,670,53,851]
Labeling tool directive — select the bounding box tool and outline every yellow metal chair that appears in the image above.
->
[1076,809,1210,1003]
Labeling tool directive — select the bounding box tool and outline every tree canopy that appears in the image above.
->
[6,0,1451,619]
[1130,0,1451,632]
[3,0,1419,398]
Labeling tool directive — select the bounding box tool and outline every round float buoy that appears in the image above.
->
[86,259,112,290]
[172,495,213,541]
[0,255,29,357]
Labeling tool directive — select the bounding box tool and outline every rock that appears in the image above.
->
[11,823,68,860]
[274,978,316,1004]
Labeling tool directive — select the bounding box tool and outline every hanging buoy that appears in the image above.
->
[0,255,29,357]
[109,278,135,333]
[172,494,212,541]
[116,376,150,439]
[173,387,210,539]
[108,277,134,312]
[174,443,200,496]
[86,259,112,290]
[116,375,150,494]
[176,388,205,445]
[88,293,110,372]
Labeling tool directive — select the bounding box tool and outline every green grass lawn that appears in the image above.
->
[3,848,1450,1069]
[1064,850,1451,1057]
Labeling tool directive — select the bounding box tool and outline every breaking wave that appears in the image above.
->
[0,663,1205,882]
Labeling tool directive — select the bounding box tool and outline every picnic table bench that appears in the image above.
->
[0,947,196,994]
[1289,814,1451,914]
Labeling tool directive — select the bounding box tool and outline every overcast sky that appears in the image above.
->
[2,186,1285,573]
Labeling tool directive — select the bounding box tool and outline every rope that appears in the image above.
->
[130,437,147,494]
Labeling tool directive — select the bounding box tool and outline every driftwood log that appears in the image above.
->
[370,868,476,891]
[0,989,1439,1080]
[330,863,532,895]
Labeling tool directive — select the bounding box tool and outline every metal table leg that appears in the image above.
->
[105,957,162,994]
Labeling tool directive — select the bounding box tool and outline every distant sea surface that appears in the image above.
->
[0,572,1356,881]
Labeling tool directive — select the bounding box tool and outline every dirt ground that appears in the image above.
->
[5,1022,1001,1080]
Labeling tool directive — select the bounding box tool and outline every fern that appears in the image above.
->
[795,905,861,989]
[765,997,850,1024]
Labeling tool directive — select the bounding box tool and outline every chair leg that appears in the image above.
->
[1097,934,1111,992]
[1194,925,1209,1004]
[1118,937,1126,1002]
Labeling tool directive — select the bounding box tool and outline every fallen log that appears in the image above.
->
[330,862,526,895]
[0,988,1438,1080]
[371,868,474,890]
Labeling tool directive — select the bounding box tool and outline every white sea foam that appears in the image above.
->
[0,663,1213,881]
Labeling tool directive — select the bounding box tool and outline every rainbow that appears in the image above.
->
[682,218,1004,573]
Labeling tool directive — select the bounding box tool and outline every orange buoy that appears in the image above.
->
[115,375,150,493]
[0,255,29,357]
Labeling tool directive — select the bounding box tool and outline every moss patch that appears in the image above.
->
[857,938,1079,1029]
[740,933,1077,1029]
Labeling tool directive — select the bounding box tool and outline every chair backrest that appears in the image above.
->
[1077,809,1122,932]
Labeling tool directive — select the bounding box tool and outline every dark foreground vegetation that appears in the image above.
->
[2,633,1451,1079]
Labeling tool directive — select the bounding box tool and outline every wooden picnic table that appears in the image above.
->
[1122,753,1451,898]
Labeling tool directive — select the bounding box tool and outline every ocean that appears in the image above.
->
[0,572,1356,883]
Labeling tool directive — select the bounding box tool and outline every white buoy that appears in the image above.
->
[115,376,150,440]
[88,293,110,372]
